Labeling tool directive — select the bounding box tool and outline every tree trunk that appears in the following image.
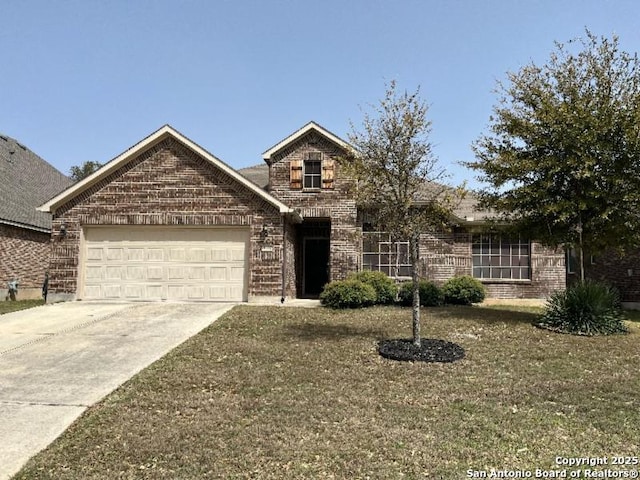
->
[410,232,421,347]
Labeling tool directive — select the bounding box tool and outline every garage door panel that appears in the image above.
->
[85,266,104,280]
[211,249,228,261]
[147,266,164,280]
[169,249,186,261]
[148,249,164,261]
[128,249,145,261]
[230,248,245,262]
[107,249,123,261]
[106,266,123,280]
[209,285,227,300]
[83,227,248,302]
[189,267,206,280]
[87,248,103,261]
[103,285,123,298]
[230,266,244,281]
[188,248,207,262]
[209,266,227,281]
[126,266,145,280]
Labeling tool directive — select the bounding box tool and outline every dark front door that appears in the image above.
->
[303,237,330,297]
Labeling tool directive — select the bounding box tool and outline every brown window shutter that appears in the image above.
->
[322,158,335,189]
[290,159,303,189]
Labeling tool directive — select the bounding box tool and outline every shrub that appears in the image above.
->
[397,280,444,307]
[537,281,628,335]
[442,275,486,305]
[348,271,398,304]
[320,280,377,309]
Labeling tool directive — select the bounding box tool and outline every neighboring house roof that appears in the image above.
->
[0,133,73,232]
[262,121,350,163]
[38,125,299,218]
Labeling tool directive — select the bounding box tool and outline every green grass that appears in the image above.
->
[14,305,640,479]
[0,299,44,315]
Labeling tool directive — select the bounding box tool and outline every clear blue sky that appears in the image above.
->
[2,0,639,188]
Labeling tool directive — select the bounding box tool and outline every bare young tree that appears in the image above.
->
[343,81,464,346]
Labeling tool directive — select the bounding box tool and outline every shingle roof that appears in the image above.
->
[237,163,490,223]
[238,164,269,189]
[0,134,73,231]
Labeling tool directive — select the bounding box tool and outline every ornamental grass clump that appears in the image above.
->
[537,281,628,336]
[320,280,377,309]
[347,271,398,305]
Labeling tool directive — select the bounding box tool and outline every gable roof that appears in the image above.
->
[38,125,299,218]
[262,121,350,163]
[0,133,73,232]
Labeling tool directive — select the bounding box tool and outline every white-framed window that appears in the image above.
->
[303,152,322,189]
[362,232,411,277]
[472,234,530,280]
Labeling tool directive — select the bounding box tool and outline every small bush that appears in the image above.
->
[320,280,377,309]
[348,271,398,305]
[442,275,486,305]
[537,281,628,336]
[398,280,444,307]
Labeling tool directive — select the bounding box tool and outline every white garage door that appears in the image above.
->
[81,227,249,301]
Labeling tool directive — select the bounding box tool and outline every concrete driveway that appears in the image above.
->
[0,301,234,480]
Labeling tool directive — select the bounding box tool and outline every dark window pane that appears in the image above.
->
[473,266,482,278]
[482,267,491,278]
[305,160,321,174]
[363,254,378,269]
[398,266,411,276]
[491,256,501,266]
[472,256,482,267]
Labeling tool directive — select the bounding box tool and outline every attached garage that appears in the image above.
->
[80,227,249,302]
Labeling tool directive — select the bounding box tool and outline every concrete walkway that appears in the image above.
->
[0,301,234,480]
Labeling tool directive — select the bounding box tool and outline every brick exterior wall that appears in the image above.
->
[268,130,359,285]
[582,250,640,303]
[46,127,565,302]
[48,138,285,299]
[418,230,565,298]
[0,223,50,290]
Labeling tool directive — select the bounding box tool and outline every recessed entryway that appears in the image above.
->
[297,219,331,297]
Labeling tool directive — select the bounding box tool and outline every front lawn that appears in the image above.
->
[0,299,44,315]
[14,305,640,479]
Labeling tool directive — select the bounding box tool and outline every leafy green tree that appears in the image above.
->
[69,161,102,182]
[468,30,640,281]
[343,81,463,346]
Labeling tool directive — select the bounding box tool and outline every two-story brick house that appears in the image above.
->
[39,122,566,303]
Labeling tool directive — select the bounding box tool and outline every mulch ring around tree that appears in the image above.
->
[378,338,465,363]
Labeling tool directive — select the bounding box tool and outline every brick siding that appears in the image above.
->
[48,138,285,298]
[583,250,640,302]
[268,131,360,286]
[0,224,50,289]
[418,230,565,298]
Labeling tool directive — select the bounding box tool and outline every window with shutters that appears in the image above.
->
[304,152,322,189]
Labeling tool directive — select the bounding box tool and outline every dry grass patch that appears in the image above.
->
[14,305,640,479]
[0,299,44,315]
